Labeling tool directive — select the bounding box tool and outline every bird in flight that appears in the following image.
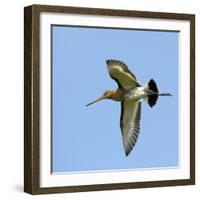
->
[86,59,172,156]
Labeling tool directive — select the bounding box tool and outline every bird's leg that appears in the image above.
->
[146,90,172,96]
[158,93,172,96]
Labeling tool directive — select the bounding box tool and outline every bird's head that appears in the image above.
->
[86,90,114,106]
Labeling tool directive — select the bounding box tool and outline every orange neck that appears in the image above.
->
[109,89,124,102]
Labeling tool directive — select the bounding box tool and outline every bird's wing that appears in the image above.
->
[120,101,141,156]
[106,59,140,89]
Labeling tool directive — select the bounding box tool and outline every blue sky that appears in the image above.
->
[52,25,179,173]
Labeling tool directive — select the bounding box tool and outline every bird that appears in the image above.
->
[86,59,172,156]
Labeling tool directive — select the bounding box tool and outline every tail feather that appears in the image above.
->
[147,79,158,107]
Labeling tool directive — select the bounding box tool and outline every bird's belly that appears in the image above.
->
[124,87,147,101]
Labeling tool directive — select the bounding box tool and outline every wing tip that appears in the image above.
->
[106,59,126,66]
[106,59,114,68]
[125,146,134,157]
[125,150,130,157]
[123,138,136,157]
[106,59,115,63]
[106,59,110,65]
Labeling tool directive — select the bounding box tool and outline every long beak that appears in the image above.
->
[86,95,108,107]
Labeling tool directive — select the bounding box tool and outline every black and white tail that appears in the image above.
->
[147,79,159,108]
[146,79,172,108]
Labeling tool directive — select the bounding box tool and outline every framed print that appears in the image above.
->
[24,4,195,194]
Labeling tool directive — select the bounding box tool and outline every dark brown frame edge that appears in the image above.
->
[24,4,195,195]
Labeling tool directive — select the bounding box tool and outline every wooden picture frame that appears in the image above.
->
[24,4,195,194]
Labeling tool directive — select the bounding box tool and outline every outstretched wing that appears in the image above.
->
[120,101,141,156]
[106,59,140,89]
